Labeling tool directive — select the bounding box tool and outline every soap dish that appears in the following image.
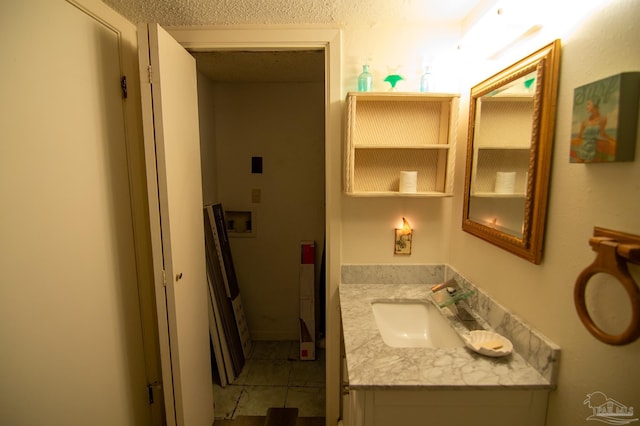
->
[464,330,513,357]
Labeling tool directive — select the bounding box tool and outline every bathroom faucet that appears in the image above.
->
[431,279,480,328]
[431,278,472,305]
[430,278,460,294]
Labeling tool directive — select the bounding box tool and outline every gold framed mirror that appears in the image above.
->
[462,40,561,264]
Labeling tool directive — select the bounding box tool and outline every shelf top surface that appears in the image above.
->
[476,145,531,150]
[346,191,452,197]
[480,95,534,102]
[347,91,459,100]
[471,192,527,198]
[353,144,450,149]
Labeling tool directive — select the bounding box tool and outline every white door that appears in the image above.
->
[0,0,151,425]
[138,24,214,426]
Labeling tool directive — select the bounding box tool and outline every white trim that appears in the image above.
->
[137,24,178,426]
[168,26,343,426]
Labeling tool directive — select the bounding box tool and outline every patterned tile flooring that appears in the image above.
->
[214,341,326,419]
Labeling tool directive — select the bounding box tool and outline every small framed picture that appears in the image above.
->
[394,228,412,255]
[570,72,640,163]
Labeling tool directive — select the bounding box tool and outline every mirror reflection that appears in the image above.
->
[462,40,561,264]
[468,70,537,238]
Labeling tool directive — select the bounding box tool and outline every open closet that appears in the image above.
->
[192,49,327,420]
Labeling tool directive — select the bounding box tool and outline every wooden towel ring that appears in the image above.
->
[574,228,640,345]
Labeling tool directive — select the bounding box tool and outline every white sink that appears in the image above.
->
[371,300,464,348]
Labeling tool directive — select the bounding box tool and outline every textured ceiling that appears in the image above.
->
[103,0,485,82]
[103,0,483,27]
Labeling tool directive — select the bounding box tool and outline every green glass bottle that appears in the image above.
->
[358,64,372,92]
[420,66,432,92]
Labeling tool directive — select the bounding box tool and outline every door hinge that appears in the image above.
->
[162,269,167,287]
[120,76,127,99]
[147,384,154,404]
[147,65,153,84]
[147,382,162,404]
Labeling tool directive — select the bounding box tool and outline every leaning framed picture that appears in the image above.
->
[570,72,640,163]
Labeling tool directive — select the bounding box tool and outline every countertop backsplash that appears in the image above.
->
[341,264,445,285]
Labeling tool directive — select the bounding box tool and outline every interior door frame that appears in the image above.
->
[167,26,343,425]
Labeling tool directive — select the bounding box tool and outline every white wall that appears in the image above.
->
[341,23,464,94]
[197,71,219,205]
[199,80,326,340]
[341,23,461,264]
[342,1,640,424]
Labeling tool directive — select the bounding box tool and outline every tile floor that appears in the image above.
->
[213,341,326,420]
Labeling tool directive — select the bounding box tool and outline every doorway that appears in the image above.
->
[192,49,326,419]
[167,27,342,425]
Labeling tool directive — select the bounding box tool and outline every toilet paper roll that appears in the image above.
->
[399,171,418,193]
[494,172,516,194]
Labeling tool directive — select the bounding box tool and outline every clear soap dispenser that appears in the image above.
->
[419,65,432,92]
[358,64,373,92]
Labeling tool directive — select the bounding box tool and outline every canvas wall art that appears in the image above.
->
[570,72,640,163]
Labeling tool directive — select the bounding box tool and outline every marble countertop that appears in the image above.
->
[340,283,554,390]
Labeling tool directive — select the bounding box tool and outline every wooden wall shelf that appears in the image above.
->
[344,92,459,197]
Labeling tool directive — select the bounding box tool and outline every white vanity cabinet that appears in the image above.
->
[344,92,459,197]
[347,388,549,426]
